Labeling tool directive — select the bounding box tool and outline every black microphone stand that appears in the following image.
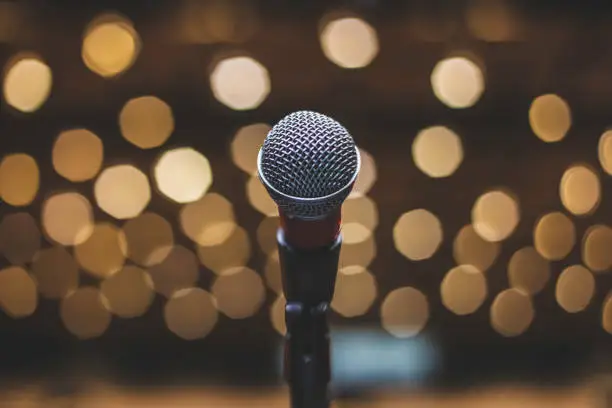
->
[277,230,341,408]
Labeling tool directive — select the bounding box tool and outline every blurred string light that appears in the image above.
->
[74,223,127,279]
[257,216,279,256]
[529,94,572,142]
[412,126,464,178]
[0,153,39,206]
[602,293,612,334]
[82,13,141,78]
[31,247,79,299]
[471,189,519,242]
[211,266,265,319]
[319,16,379,69]
[100,265,154,318]
[380,287,429,338]
[60,287,111,339]
[342,194,378,244]
[270,295,286,335]
[52,129,104,182]
[0,266,37,318]
[560,165,601,216]
[393,209,442,261]
[351,148,377,197]
[582,225,612,272]
[431,56,484,108]
[42,192,94,246]
[507,247,550,295]
[231,123,271,175]
[122,212,174,266]
[340,234,376,268]
[453,224,500,272]
[331,266,377,318]
[465,0,518,42]
[94,164,151,219]
[533,212,575,261]
[555,265,594,313]
[179,193,236,246]
[598,130,612,175]
[164,288,218,340]
[119,96,174,149]
[197,226,251,274]
[3,54,52,113]
[490,288,534,337]
[0,213,40,264]
[154,147,213,204]
[148,245,199,298]
[247,174,278,216]
[440,265,487,315]
[264,251,281,294]
[210,56,270,110]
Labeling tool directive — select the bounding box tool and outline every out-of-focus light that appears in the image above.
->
[342,194,378,244]
[3,55,52,112]
[82,14,140,77]
[100,265,154,318]
[179,193,236,246]
[508,247,550,295]
[466,0,517,42]
[582,225,612,272]
[247,174,278,216]
[210,56,270,110]
[270,295,286,335]
[351,148,377,197]
[441,265,487,315]
[0,213,40,265]
[490,288,534,337]
[94,164,151,219]
[257,216,279,255]
[197,226,251,274]
[431,57,484,108]
[119,96,174,149]
[148,245,199,298]
[52,129,104,182]
[154,147,213,204]
[393,209,442,261]
[164,287,218,340]
[412,126,463,178]
[560,165,600,216]
[231,123,271,175]
[211,266,265,319]
[122,212,174,266]
[0,266,37,318]
[60,287,111,339]
[340,233,376,268]
[453,224,499,272]
[42,192,94,246]
[264,251,282,294]
[556,265,594,313]
[320,17,379,69]
[332,266,377,317]
[0,153,39,206]
[533,212,575,261]
[380,287,429,338]
[529,94,571,142]
[602,293,612,334]
[31,247,79,299]
[598,130,612,175]
[74,223,127,279]
[472,189,519,242]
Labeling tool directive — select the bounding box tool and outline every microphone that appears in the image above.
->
[257,110,360,408]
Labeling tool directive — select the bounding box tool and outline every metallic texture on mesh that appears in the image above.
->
[257,110,360,219]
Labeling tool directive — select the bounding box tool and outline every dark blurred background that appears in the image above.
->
[1,0,612,406]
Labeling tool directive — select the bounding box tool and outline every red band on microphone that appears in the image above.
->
[279,208,341,250]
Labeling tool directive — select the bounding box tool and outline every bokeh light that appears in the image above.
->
[533,212,575,261]
[320,17,379,69]
[31,247,79,299]
[412,126,464,178]
[179,193,237,246]
[602,293,612,334]
[119,96,174,149]
[247,174,278,216]
[164,288,218,340]
[231,123,271,175]
[490,288,534,337]
[529,94,572,142]
[453,224,500,272]
[100,265,154,318]
[556,265,595,313]
[154,147,213,204]
[197,226,251,274]
[472,189,519,242]
[122,212,174,266]
[560,165,601,216]
[393,209,443,261]
[42,192,94,246]
[3,55,52,112]
[0,153,39,206]
[508,247,550,295]
[94,164,151,219]
[380,287,429,338]
[465,0,517,42]
[431,56,484,108]
[0,213,40,264]
[582,225,612,272]
[60,287,111,339]
[598,130,612,175]
[211,267,266,319]
[82,14,140,77]
[0,266,37,318]
[148,245,199,298]
[257,216,280,255]
[351,148,377,197]
[270,295,286,335]
[440,265,487,315]
[264,251,282,295]
[331,266,377,317]
[52,129,104,182]
[342,194,378,244]
[210,56,270,110]
[74,223,127,279]
[340,233,376,268]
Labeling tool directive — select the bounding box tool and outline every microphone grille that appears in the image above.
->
[258,111,359,219]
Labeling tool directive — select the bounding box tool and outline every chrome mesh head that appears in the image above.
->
[257,110,360,219]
